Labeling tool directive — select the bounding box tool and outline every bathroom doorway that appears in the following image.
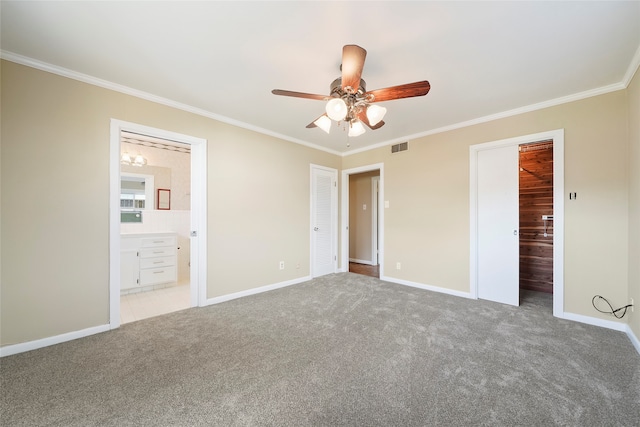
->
[119,131,192,323]
[109,120,207,329]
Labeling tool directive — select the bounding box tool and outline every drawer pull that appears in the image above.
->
[153,270,165,274]
[153,261,164,264]
[153,240,164,243]
[153,251,163,254]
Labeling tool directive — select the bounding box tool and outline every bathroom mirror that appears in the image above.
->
[121,173,155,211]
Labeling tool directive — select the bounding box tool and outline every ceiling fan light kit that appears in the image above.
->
[272,44,430,139]
[366,104,387,127]
[326,97,348,121]
[314,115,332,134]
[348,120,366,137]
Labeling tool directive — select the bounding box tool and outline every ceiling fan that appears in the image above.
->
[272,44,430,137]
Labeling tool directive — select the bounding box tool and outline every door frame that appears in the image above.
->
[109,119,208,329]
[341,163,384,275]
[470,129,564,317]
[371,176,380,265]
[309,164,338,277]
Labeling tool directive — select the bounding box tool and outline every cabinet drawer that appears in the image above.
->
[139,266,176,286]
[141,236,176,248]
[140,256,175,269]
[139,247,176,258]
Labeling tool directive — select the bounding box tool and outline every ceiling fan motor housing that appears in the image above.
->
[330,77,367,97]
[329,77,371,120]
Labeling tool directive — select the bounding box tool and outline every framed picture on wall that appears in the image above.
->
[157,188,171,210]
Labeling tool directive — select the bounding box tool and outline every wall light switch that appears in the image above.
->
[363,204,367,211]
[385,201,390,208]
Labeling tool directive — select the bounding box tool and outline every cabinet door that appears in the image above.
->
[120,249,139,290]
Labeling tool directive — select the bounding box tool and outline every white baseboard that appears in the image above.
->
[559,312,640,355]
[204,275,312,306]
[0,324,111,358]
[348,258,375,266]
[381,275,473,299]
[626,324,640,355]
[561,311,627,332]
[382,278,639,356]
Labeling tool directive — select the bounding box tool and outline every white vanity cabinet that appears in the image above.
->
[120,233,177,292]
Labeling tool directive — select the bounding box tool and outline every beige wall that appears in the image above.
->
[1,58,637,348]
[349,171,379,263]
[628,68,640,338]
[343,90,631,322]
[0,61,339,346]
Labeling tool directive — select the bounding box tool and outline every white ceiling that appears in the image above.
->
[2,1,639,154]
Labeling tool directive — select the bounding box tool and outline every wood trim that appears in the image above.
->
[519,141,554,293]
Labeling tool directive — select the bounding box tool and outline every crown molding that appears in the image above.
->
[623,44,640,87]
[344,80,630,157]
[1,49,634,159]
[0,50,342,157]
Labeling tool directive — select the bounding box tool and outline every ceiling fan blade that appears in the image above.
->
[356,110,385,130]
[341,45,367,93]
[306,120,318,129]
[272,89,328,101]
[365,81,431,102]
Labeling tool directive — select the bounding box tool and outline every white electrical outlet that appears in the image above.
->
[631,298,635,312]
[396,262,401,270]
[279,261,285,270]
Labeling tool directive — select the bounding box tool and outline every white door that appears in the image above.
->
[477,145,520,306]
[311,166,337,277]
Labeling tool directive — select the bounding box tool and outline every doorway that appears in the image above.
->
[119,132,192,323]
[341,163,384,278]
[109,120,207,329]
[519,141,554,301]
[347,170,380,278]
[470,129,564,317]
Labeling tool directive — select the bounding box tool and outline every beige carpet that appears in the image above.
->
[2,273,639,426]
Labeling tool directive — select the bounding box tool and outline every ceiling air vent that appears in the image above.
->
[391,142,408,153]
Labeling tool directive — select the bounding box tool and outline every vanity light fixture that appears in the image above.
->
[133,154,147,167]
[121,151,147,167]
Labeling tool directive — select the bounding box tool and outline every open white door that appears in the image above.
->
[311,165,337,277]
[476,145,520,306]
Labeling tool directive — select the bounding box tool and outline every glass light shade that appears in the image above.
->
[120,152,132,165]
[314,115,332,134]
[133,154,147,167]
[366,104,387,126]
[348,120,366,137]
[326,98,348,121]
